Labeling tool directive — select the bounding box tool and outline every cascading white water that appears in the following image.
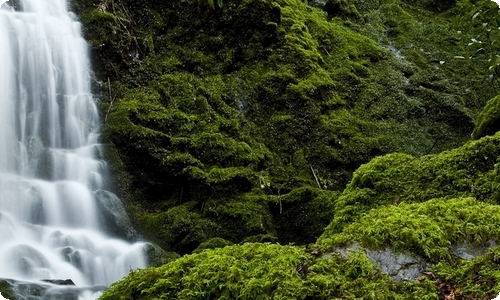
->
[0,0,146,294]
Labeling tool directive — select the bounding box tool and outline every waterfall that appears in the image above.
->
[0,0,147,296]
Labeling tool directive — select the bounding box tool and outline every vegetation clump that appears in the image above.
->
[100,196,500,299]
[312,197,500,299]
[322,132,500,234]
[319,197,500,261]
[473,95,500,139]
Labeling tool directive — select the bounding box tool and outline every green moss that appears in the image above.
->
[269,186,339,245]
[472,95,500,140]
[138,202,222,253]
[99,243,309,299]
[100,243,436,299]
[0,280,16,300]
[435,246,500,299]
[143,243,181,267]
[319,197,500,261]
[322,133,500,234]
[193,237,233,253]
[76,0,500,254]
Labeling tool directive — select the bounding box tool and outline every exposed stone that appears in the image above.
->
[41,279,75,286]
[94,189,138,240]
[143,242,180,267]
[330,243,428,281]
[451,241,497,260]
[0,278,106,300]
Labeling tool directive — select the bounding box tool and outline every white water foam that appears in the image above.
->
[0,0,146,296]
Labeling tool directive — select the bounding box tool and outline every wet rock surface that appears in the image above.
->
[95,189,139,240]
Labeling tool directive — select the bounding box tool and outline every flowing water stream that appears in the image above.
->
[0,0,146,298]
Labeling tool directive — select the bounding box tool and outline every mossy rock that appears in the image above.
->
[138,202,222,253]
[193,237,233,253]
[472,95,500,140]
[268,186,339,245]
[325,132,500,233]
[143,242,180,267]
[316,197,500,299]
[0,280,16,300]
[435,245,500,299]
[319,197,500,262]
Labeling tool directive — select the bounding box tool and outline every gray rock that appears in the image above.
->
[365,247,426,281]
[143,242,180,267]
[451,241,497,260]
[0,278,105,300]
[94,190,138,240]
[40,279,75,286]
[330,243,427,281]
[308,0,328,8]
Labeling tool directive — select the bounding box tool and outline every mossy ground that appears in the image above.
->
[69,0,500,297]
[99,243,436,299]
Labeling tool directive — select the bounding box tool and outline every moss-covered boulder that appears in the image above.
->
[0,280,16,300]
[313,197,500,299]
[473,95,500,140]
[319,198,500,261]
[324,132,500,233]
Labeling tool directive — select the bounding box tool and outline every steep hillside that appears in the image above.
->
[73,0,499,254]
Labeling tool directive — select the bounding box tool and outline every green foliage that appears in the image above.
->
[446,0,500,82]
[435,246,500,299]
[68,0,500,297]
[100,243,310,299]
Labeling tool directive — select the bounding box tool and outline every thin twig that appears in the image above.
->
[104,77,115,123]
[310,164,322,189]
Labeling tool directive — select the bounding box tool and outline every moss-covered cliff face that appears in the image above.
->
[68,0,500,295]
[71,0,499,254]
